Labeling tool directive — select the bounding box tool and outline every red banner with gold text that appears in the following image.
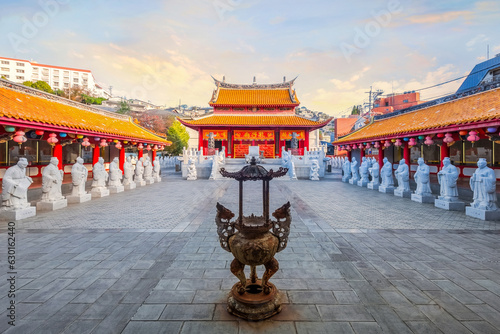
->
[233,130,274,141]
[280,130,305,140]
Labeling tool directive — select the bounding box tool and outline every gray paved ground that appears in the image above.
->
[1,165,500,333]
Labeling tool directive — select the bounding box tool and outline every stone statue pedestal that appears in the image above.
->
[465,207,500,221]
[91,188,109,198]
[36,199,67,212]
[145,178,155,185]
[357,180,368,187]
[349,178,359,185]
[0,207,36,221]
[379,185,395,194]
[394,189,411,198]
[411,194,436,204]
[342,177,350,183]
[434,198,465,211]
[67,193,92,204]
[367,183,379,190]
[154,176,161,183]
[124,182,136,190]
[135,180,146,187]
[109,185,124,194]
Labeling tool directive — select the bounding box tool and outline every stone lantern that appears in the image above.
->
[216,158,291,320]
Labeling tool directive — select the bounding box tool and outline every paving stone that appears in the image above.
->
[239,320,297,334]
[317,305,374,321]
[180,321,239,334]
[159,304,215,320]
[132,304,166,320]
[122,321,183,334]
[417,305,473,334]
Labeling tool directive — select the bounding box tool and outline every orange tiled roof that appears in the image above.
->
[0,86,170,144]
[179,115,330,127]
[211,88,299,106]
[335,118,358,137]
[335,88,500,144]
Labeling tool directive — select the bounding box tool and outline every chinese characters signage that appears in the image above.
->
[233,130,275,141]
[202,130,228,140]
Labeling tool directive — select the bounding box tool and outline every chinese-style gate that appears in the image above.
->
[179,77,331,158]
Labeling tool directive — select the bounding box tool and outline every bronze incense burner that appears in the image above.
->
[216,158,291,320]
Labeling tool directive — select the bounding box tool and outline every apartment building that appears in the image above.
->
[0,56,110,98]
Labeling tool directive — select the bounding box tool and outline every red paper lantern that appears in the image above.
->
[35,130,44,136]
[47,133,58,146]
[82,138,91,147]
[13,131,27,144]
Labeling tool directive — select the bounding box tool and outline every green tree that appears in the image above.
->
[81,94,107,105]
[23,80,53,93]
[351,105,360,115]
[117,101,131,114]
[165,120,189,155]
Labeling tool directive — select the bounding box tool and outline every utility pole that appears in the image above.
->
[365,86,384,118]
[109,85,113,97]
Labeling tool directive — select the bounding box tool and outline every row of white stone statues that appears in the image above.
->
[0,155,162,220]
[338,156,499,220]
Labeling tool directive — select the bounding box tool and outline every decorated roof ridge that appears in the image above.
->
[0,79,129,121]
[211,76,298,90]
[333,87,500,144]
[177,115,332,125]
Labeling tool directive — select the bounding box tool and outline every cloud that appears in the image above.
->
[466,34,489,50]
[406,10,472,24]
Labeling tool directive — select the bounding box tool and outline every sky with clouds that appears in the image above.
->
[1,0,499,116]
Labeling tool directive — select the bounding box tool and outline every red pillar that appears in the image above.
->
[152,149,157,160]
[93,145,100,165]
[198,128,204,151]
[119,148,125,172]
[403,142,410,163]
[53,143,63,170]
[440,144,449,167]
[138,149,143,159]
[305,131,310,152]
[378,143,384,170]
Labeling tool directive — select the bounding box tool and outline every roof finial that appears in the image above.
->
[283,76,286,83]
[253,76,256,85]
[223,76,225,83]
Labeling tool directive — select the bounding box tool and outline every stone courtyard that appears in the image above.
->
[1,165,500,333]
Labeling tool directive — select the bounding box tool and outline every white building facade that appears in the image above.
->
[0,56,109,98]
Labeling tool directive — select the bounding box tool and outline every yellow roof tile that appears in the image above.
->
[335,88,500,144]
[211,88,299,106]
[0,86,170,144]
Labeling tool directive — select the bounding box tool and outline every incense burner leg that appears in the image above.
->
[230,258,247,294]
[262,257,279,294]
[250,265,258,283]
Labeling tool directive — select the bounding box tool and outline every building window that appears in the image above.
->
[464,139,492,165]
[423,144,440,164]
[53,82,59,86]
[410,145,421,164]
[16,69,24,73]
[3,75,9,78]
[1,68,9,71]
[16,62,24,67]
[54,75,59,79]
[385,102,389,106]
[73,78,79,83]
[53,69,59,74]
[1,60,9,65]
[403,99,409,103]
[63,143,80,164]
[16,76,24,80]
[73,72,78,76]
[64,71,69,75]
[64,83,69,88]
[32,67,38,71]
[449,141,462,165]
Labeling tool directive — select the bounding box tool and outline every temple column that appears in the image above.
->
[53,143,63,170]
[152,149,157,160]
[119,147,125,172]
[305,131,309,152]
[92,145,100,165]
[440,143,449,167]
[198,128,204,152]
[138,149,143,159]
[378,144,384,170]
[403,142,410,162]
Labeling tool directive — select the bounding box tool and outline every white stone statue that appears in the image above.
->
[41,157,65,202]
[350,157,359,182]
[143,156,154,184]
[123,156,135,186]
[342,158,351,182]
[414,157,432,196]
[209,155,219,180]
[310,160,320,181]
[380,157,394,187]
[359,157,369,183]
[395,159,410,192]
[368,159,380,186]
[1,158,33,210]
[469,158,497,211]
[187,158,197,180]
[71,157,88,196]
[437,157,459,201]
[135,157,145,182]
[92,157,108,189]
[153,156,161,182]
[108,157,123,187]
